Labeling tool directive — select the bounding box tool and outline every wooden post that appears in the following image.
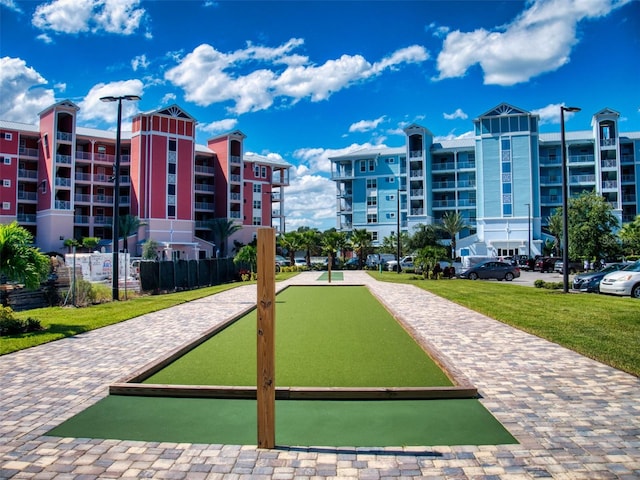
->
[256,228,276,448]
[327,253,332,283]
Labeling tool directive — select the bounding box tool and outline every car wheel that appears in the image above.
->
[505,272,514,281]
[631,284,640,299]
[468,272,478,280]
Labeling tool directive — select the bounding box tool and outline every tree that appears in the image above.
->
[278,231,302,266]
[142,238,160,260]
[320,230,345,268]
[619,215,640,257]
[414,245,447,278]
[297,227,321,266]
[349,228,372,269]
[546,213,563,257]
[233,245,257,273]
[81,237,99,252]
[207,218,241,257]
[407,223,441,252]
[0,222,50,290]
[550,190,620,261]
[119,215,145,255]
[440,211,467,259]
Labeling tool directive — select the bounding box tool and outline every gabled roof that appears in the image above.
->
[38,99,80,117]
[329,146,404,161]
[145,104,195,121]
[476,103,531,119]
[403,123,434,137]
[207,129,247,142]
[244,152,292,168]
[592,107,620,117]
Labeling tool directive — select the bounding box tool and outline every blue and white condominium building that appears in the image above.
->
[330,103,640,258]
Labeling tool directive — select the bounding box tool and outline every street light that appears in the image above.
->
[560,105,581,293]
[396,186,405,274]
[100,95,141,301]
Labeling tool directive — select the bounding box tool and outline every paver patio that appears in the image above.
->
[1,271,638,479]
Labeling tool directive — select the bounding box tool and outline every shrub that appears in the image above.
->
[534,279,563,290]
[0,306,43,336]
[534,279,546,288]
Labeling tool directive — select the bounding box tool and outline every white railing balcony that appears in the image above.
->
[120,175,130,184]
[195,202,214,210]
[75,172,92,182]
[602,180,617,189]
[601,159,617,168]
[56,154,72,165]
[331,169,354,180]
[93,195,114,204]
[409,170,423,178]
[458,162,476,169]
[410,208,424,215]
[410,189,423,197]
[432,181,455,189]
[539,156,561,165]
[17,191,37,201]
[230,155,241,164]
[75,194,91,203]
[94,216,111,225]
[17,169,38,179]
[230,211,241,219]
[17,213,37,223]
[55,200,71,209]
[18,147,39,157]
[230,174,241,183]
[570,174,595,184]
[457,180,476,188]
[76,151,92,161]
[119,195,129,205]
[55,177,72,187]
[568,154,594,163]
[432,162,455,171]
[432,199,456,208]
[195,165,215,175]
[409,150,423,158]
[230,192,241,200]
[56,131,72,141]
[458,199,477,207]
[195,183,214,192]
[600,138,616,147]
[95,153,115,163]
[94,174,111,183]
[74,215,89,224]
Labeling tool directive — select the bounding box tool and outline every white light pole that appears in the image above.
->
[100,94,141,301]
[560,105,581,293]
[525,202,531,259]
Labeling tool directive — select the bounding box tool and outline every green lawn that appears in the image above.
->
[2,273,298,355]
[144,286,452,387]
[369,271,640,377]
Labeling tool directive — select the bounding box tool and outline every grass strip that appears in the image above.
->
[316,271,344,281]
[144,286,453,387]
[48,395,516,447]
[2,273,298,356]
[369,271,640,377]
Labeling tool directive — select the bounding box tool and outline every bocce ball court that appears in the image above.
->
[48,285,516,447]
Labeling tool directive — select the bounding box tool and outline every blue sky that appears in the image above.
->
[1,0,639,231]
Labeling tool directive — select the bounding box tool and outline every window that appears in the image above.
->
[371,232,378,242]
[387,177,395,183]
[253,216,261,226]
[2,202,10,210]
[168,184,176,195]
[360,161,366,172]
[368,160,375,171]
[367,213,377,224]
[3,157,11,165]
[253,183,261,193]
[168,205,175,217]
[3,179,10,187]
[261,166,267,178]
[3,133,12,140]
[386,157,395,163]
[366,196,377,207]
[388,212,396,218]
[253,200,261,209]
[254,165,260,177]
[169,139,177,151]
[366,178,377,189]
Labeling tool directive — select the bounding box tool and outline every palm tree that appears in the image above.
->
[440,211,467,259]
[349,228,372,269]
[119,215,145,255]
[233,245,257,273]
[207,218,242,257]
[0,222,50,290]
[547,212,563,257]
[321,230,344,275]
[298,227,321,266]
[278,231,302,265]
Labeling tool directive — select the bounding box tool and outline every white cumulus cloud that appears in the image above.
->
[77,79,144,125]
[165,39,429,114]
[32,0,146,35]
[349,116,386,133]
[0,57,56,122]
[443,108,468,120]
[435,0,631,86]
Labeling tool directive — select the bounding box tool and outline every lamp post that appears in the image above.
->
[560,105,581,293]
[100,95,141,301]
[525,202,531,259]
[396,186,405,274]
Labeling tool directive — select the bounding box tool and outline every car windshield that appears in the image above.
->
[621,261,640,272]
[600,264,621,273]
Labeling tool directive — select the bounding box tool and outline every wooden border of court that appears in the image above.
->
[109,283,478,401]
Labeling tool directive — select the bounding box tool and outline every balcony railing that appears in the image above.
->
[432,162,455,171]
[230,192,241,200]
[540,176,561,184]
[94,195,114,204]
[18,147,39,157]
[569,174,595,184]
[568,154,594,163]
[74,215,90,224]
[55,200,71,210]
[230,174,241,183]
[541,195,561,203]
[230,211,241,219]
[195,165,215,174]
[621,155,634,164]
[410,208,424,215]
[230,155,241,164]
[432,199,456,208]
[94,174,111,183]
[621,175,635,183]
[94,216,112,225]
[75,194,91,203]
[432,181,455,189]
[56,131,72,141]
[17,169,38,179]
[623,195,636,203]
[458,199,477,207]
[601,159,617,168]
[409,170,423,178]
[409,150,423,158]
[457,180,476,188]
[75,172,92,182]
[600,138,616,147]
[17,191,37,201]
[55,177,72,187]
[539,156,560,165]
[56,154,72,165]
[457,162,476,169]
[195,202,214,210]
[602,180,617,189]
[410,189,423,197]
[331,169,353,180]
[195,184,214,192]
[17,213,37,223]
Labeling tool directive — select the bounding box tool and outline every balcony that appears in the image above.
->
[432,199,456,208]
[410,188,424,197]
[195,183,214,192]
[195,202,214,210]
[230,211,241,219]
[540,176,561,185]
[569,174,595,184]
[17,213,37,223]
[541,195,561,204]
[331,169,354,180]
[621,154,634,164]
[74,215,90,224]
[55,200,71,210]
[410,208,424,215]
[93,174,112,183]
[602,180,618,190]
[230,155,241,164]
[409,150,423,158]
[93,195,114,204]
[94,216,112,225]
[55,177,72,187]
[17,191,37,201]
[272,171,289,186]
[458,199,477,207]
[432,180,455,190]
[230,174,241,183]
[600,138,616,147]
[457,179,476,188]
[601,159,617,169]
[75,172,92,182]
[568,154,594,163]
[195,165,215,175]
[75,194,91,203]
[56,154,72,165]
[458,161,476,169]
[539,156,561,165]
[230,192,241,200]
[432,162,455,171]
[56,131,72,141]
[18,147,39,158]
[409,169,423,178]
[17,169,38,180]
[622,175,635,184]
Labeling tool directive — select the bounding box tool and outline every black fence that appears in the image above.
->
[139,258,242,292]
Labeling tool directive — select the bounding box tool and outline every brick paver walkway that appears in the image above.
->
[1,271,638,479]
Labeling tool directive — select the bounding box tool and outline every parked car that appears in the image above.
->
[572,263,628,293]
[343,257,360,270]
[554,259,583,274]
[535,256,558,273]
[459,260,520,281]
[599,261,640,298]
[294,257,307,267]
[387,255,415,272]
[365,253,396,269]
[275,255,290,267]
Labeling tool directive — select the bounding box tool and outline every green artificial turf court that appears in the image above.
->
[316,271,343,281]
[143,285,452,387]
[46,285,517,447]
[48,395,517,446]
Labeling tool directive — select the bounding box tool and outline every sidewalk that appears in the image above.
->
[1,271,638,479]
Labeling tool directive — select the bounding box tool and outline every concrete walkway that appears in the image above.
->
[1,272,638,479]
